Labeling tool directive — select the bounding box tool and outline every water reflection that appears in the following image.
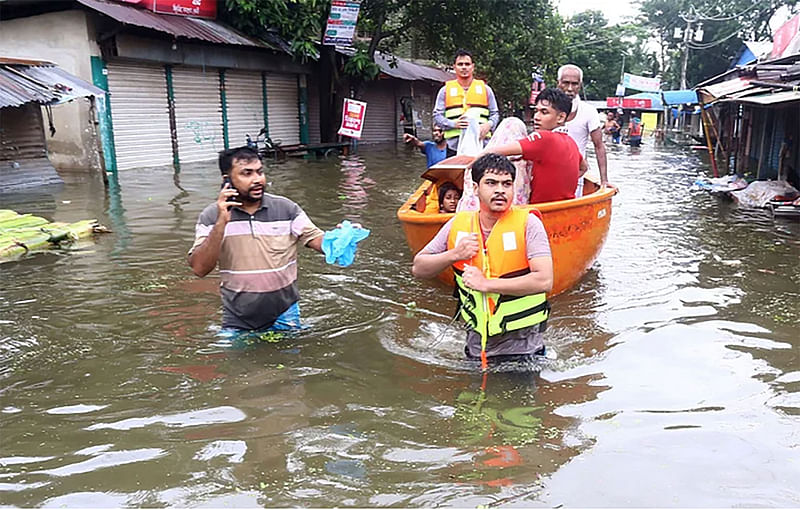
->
[338,155,376,218]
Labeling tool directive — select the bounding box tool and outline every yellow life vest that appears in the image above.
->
[443,79,491,140]
[446,207,550,342]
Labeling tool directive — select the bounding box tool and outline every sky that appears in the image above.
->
[555,0,639,25]
[555,0,795,31]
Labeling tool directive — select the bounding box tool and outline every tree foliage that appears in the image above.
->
[221,0,565,110]
[220,0,326,62]
[638,0,798,88]
[406,0,564,111]
[561,10,657,99]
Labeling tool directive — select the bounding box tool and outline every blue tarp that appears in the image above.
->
[662,89,698,105]
[734,47,757,67]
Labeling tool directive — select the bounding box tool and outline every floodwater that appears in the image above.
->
[1,140,799,507]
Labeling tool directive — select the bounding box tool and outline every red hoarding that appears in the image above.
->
[151,0,217,19]
[606,97,653,109]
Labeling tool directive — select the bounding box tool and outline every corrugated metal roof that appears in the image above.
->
[75,0,290,52]
[373,52,454,83]
[698,77,754,100]
[729,89,800,106]
[0,62,104,108]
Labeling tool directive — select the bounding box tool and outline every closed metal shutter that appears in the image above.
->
[0,104,46,161]
[0,104,62,190]
[173,66,224,164]
[107,62,173,170]
[266,73,300,146]
[307,77,321,144]
[225,70,265,149]
[359,83,396,143]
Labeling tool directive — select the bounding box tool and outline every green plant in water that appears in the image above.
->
[240,330,286,346]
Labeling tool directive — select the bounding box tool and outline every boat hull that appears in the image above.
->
[397,180,618,296]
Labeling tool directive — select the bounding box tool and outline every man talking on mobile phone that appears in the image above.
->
[188,146,338,332]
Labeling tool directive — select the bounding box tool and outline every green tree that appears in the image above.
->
[220,0,326,62]
[406,0,564,112]
[638,0,798,88]
[562,10,657,99]
[221,0,566,133]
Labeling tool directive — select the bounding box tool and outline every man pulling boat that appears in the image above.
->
[411,154,553,369]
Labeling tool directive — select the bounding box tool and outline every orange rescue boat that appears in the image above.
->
[397,155,618,296]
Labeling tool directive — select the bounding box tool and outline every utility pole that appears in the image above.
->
[679,17,692,90]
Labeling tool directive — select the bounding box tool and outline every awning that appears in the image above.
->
[662,89,698,105]
[625,92,663,110]
[75,0,290,52]
[0,57,104,108]
[714,86,773,104]
[698,77,753,101]
[734,90,800,105]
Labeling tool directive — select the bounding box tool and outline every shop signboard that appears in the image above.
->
[770,13,799,58]
[338,98,367,139]
[323,0,362,46]
[622,73,661,93]
[606,97,652,109]
[151,0,217,19]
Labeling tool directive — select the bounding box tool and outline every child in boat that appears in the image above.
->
[438,182,461,213]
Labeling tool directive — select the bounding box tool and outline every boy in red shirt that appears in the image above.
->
[479,88,587,203]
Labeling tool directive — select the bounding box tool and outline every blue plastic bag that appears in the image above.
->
[321,220,370,267]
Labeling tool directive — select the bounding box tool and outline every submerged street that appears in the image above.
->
[1,141,799,507]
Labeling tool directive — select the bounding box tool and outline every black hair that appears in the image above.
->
[454,48,473,62]
[438,181,461,206]
[218,146,260,175]
[471,153,516,183]
[535,87,572,115]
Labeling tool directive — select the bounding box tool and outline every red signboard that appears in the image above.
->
[338,98,367,139]
[606,97,652,109]
[151,0,217,19]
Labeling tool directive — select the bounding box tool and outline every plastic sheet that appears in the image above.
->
[730,180,799,208]
[321,220,370,267]
[456,117,483,156]
[691,175,748,193]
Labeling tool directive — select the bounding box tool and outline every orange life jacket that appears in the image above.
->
[443,79,490,139]
[446,207,550,340]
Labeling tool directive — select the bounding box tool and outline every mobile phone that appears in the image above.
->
[222,176,237,202]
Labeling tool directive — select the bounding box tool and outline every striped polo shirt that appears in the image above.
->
[190,193,324,330]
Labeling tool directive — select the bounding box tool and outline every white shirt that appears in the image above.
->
[565,97,601,158]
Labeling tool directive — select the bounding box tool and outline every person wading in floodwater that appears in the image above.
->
[188,146,364,333]
[411,153,553,369]
[403,125,455,169]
